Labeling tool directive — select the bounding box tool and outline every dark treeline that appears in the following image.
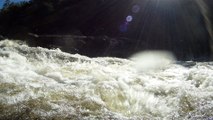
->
[0,0,213,61]
[0,0,131,38]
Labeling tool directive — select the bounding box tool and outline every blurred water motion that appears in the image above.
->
[1,1,213,119]
[1,40,213,119]
[130,51,176,72]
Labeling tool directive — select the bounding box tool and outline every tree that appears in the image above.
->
[3,0,11,9]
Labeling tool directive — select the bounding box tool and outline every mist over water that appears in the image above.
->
[130,51,176,72]
[0,40,213,120]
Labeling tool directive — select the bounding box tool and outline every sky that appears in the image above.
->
[0,0,30,8]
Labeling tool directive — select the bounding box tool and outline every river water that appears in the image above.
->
[0,40,213,120]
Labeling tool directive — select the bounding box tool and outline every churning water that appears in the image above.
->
[0,40,213,120]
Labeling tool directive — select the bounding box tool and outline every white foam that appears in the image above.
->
[0,40,213,119]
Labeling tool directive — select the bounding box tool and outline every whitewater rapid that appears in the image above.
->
[0,40,213,120]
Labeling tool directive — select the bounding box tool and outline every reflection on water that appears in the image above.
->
[0,40,213,119]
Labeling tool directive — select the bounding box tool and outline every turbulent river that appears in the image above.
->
[0,40,213,120]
